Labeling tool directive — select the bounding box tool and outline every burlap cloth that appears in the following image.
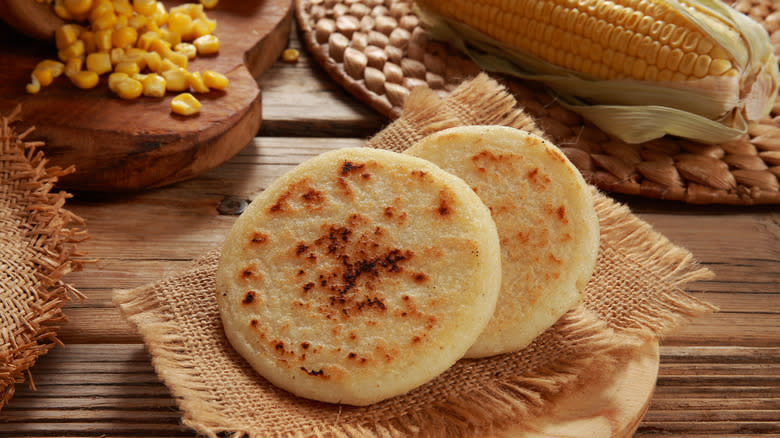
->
[114,75,717,438]
[0,106,88,411]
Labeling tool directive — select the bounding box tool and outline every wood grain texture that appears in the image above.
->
[0,0,294,191]
[0,21,778,437]
[0,0,64,40]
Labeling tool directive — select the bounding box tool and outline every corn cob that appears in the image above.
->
[415,0,779,144]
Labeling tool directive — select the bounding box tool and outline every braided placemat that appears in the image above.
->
[296,0,780,205]
[0,107,88,412]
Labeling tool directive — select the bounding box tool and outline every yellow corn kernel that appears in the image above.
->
[133,0,157,15]
[137,31,159,50]
[114,60,140,75]
[32,68,54,87]
[147,38,172,56]
[116,14,128,28]
[144,20,160,34]
[200,0,218,8]
[202,70,228,90]
[65,57,83,76]
[193,34,219,55]
[123,48,148,69]
[55,24,82,50]
[165,50,188,68]
[91,11,118,30]
[26,75,41,94]
[113,0,134,16]
[174,42,197,60]
[114,77,144,99]
[281,48,299,63]
[170,92,202,115]
[156,58,180,72]
[94,29,113,51]
[170,3,202,18]
[168,12,193,40]
[132,73,148,82]
[144,50,163,71]
[190,18,213,39]
[162,67,190,91]
[79,30,97,54]
[110,47,125,65]
[90,0,114,21]
[127,14,148,30]
[63,0,92,16]
[53,0,75,20]
[34,60,65,77]
[151,1,168,26]
[158,28,182,46]
[69,70,99,89]
[112,26,138,49]
[86,52,113,75]
[142,73,167,97]
[108,71,129,92]
[188,71,209,93]
[58,39,85,62]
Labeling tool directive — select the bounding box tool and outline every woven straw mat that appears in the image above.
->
[114,74,717,438]
[0,106,88,411]
[296,0,780,205]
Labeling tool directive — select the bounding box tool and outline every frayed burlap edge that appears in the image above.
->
[591,193,717,340]
[0,105,89,411]
[114,74,716,437]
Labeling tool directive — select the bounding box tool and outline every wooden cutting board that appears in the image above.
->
[0,0,293,191]
[499,340,659,438]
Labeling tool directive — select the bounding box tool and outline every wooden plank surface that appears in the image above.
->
[1,20,779,437]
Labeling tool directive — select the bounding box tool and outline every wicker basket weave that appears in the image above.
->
[296,0,780,204]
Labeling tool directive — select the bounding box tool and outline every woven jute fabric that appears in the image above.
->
[296,0,780,205]
[0,106,88,411]
[114,74,716,438]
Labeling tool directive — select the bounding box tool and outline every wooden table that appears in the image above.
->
[1,23,778,437]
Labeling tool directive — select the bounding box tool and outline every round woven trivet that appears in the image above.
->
[0,107,88,411]
[296,0,780,205]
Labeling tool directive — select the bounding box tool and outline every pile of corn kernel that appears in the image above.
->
[27,0,229,116]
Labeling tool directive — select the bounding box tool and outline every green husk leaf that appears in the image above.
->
[415,0,779,144]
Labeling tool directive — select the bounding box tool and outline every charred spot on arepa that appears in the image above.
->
[301,188,324,204]
[238,263,262,281]
[435,189,456,217]
[411,272,428,283]
[544,144,567,164]
[527,167,552,187]
[269,179,326,213]
[410,169,429,181]
[340,160,365,176]
[268,191,290,213]
[300,366,328,379]
[556,205,569,224]
[295,243,309,256]
[382,200,408,224]
[249,231,268,245]
[242,290,256,305]
[284,218,425,324]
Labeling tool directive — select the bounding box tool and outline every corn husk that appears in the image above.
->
[416,0,780,144]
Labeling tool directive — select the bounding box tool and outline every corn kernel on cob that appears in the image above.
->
[416,0,780,143]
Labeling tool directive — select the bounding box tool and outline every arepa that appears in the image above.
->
[406,126,599,358]
[216,147,502,406]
